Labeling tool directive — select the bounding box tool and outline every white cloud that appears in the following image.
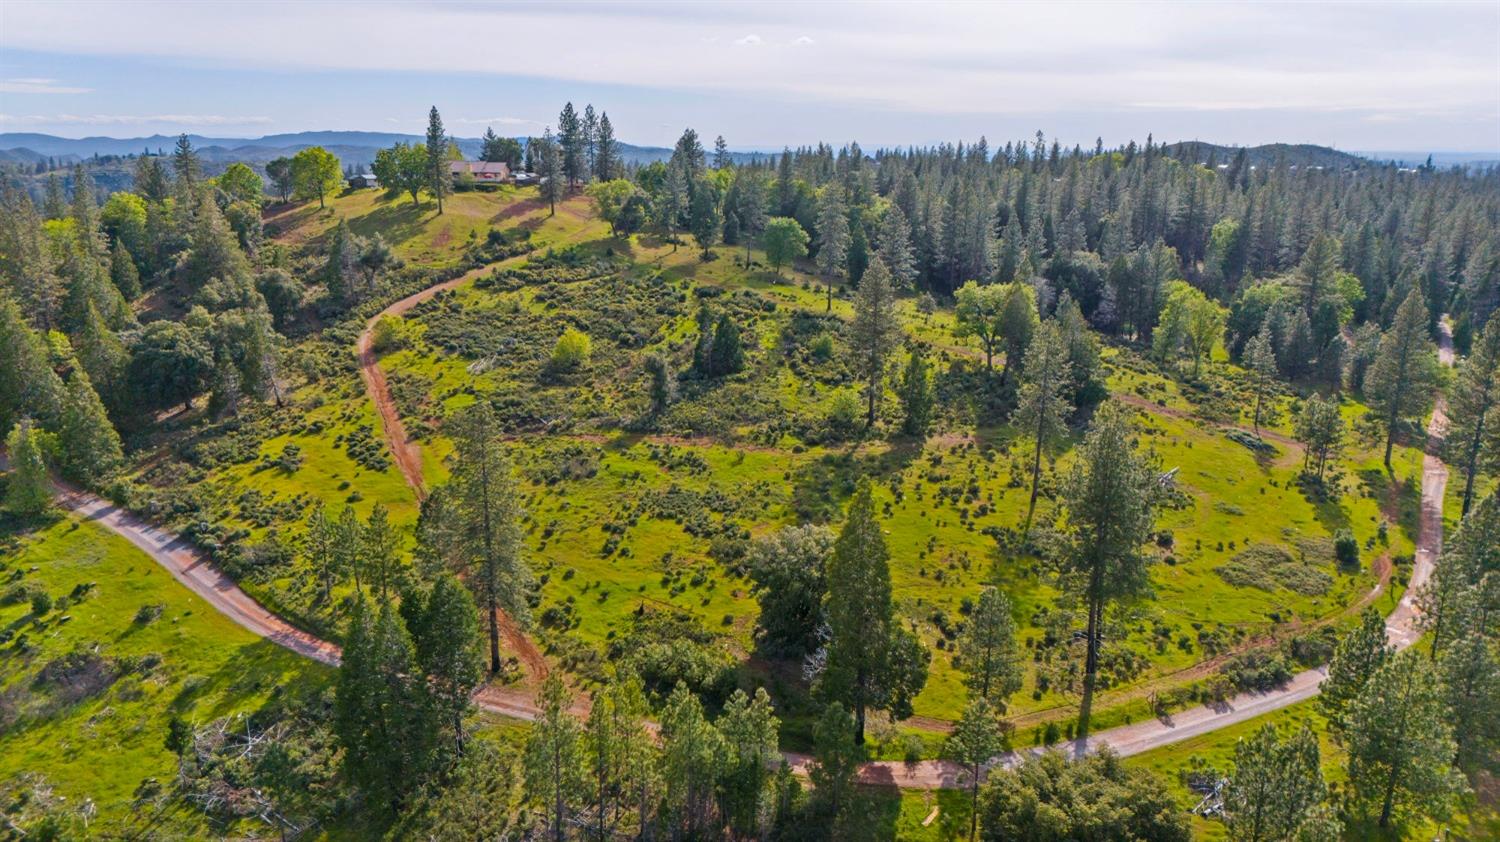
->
[0,1,1495,129]
[0,77,91,94]
[0,113,273,127]
[455,116,545,126]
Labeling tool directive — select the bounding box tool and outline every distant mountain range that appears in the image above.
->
[2,131,1493,175]
[1161,141,1498,170]
[0,130,773,170]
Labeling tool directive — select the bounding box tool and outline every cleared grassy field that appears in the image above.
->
[370,219,1427,732]
[0,514,329,836]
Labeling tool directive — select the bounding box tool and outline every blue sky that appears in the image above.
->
[2,1,1497,152]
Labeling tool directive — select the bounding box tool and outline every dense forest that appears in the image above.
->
[1,100,1497,840]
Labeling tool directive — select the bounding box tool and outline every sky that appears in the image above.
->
[1,0,1498,152]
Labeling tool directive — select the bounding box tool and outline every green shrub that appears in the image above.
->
[824,390,863,441]
[550,328,593,371]
[30,591,53,616]
[370,314,412,353]
[1334,529,1359,567]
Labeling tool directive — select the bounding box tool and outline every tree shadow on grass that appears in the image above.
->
[789,440,925,524]
[170,638,330,720]
[1358,467,1420,542]
[1306,481,1354,536]
[345,201,434,248]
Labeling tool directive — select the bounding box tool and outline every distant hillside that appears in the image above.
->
[1352,150,1500,169]
[1161,141,1369,170]
[0,131,770,169]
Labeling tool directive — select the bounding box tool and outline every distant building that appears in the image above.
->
[450,160,510,184]
[347,172,379,189]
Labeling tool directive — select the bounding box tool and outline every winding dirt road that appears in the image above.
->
[24,301,1454,789]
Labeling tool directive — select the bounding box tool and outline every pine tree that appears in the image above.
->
[1295,393,1345,482]
[4,419,53,516]
[822,478,930,743]
[425,106,450,215]
[108,238,140,300]
[583,678,631,841]
[0,294,66,432]
[43,173,67,220]
[56,371,122,486]
[1367,288,1439,468]
[1417,491,1499,658]
[581,105,599,179]
[1015,320,1073,528]
[593,112,618,181]
[557,102,584,187]
[334,504,365,595]
[334,600,435,813]
[645,352,675,417]
[713,134,730,170]
[1344,649,1467,828]
[1245,325,1279,435]
[957,587,1023,710]
[71,300,129,419]
[524,673,585,842]
[536,129,565,216]
[688,179,721,259]
[807,703,860,834]
[447,401,532,673]
[658,682,724,838]
[1443,317,1499,514]
[878,204,917,289]
[815,187,850,310]
[410,574,483,759]
[716,687,779,839]
[1224,724,1329,842]
[361,504,400,600]
[1057,402,1160,737]
[847,210,869,285]
[303,504,340,607]
[1439,630,1500,773]
[848,257,901,425]
[323,218,362,301]
[1,189,64,330]
[181,194,252,291]
[946,699,1005,842]
[897,349,934,437]
[709,312,744,377]
[1319,607,1391,733]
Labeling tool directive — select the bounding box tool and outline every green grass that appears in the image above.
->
[367,228,1430,733]
[1126,695,1497,841]
[0,513,330,837]
[112,187,1441,761]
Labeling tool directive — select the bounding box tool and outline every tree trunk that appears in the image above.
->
[854,668,868,746]
[969,768,981,842]
[1078,590,1103,739]
[488,598,501,675]
[1378,665,1415,827]
[1383,401,1397,469]
[1025,431,1044,530]
[1461,419,1484,515]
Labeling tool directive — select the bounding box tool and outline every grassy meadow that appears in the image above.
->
[0,513,330,836]
[108,184,1433,755]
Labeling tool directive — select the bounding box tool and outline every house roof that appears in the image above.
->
[450,160,509,175]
